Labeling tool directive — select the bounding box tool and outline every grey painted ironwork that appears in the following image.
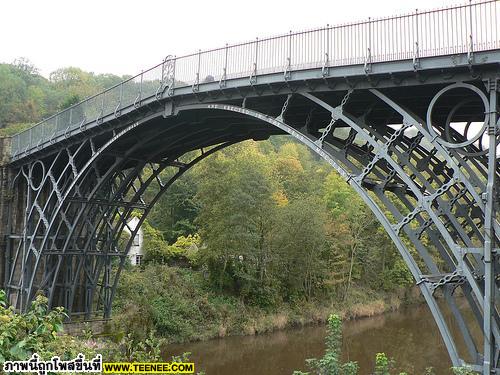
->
[9,0,500,159]
[2,0,499,373]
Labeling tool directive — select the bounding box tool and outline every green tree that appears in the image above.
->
[195,142,279,305]
[142,220,172,264]
[272,197,329,301]
[149,171,199,243]
[323,171,404,297]
[0,63,45,127]
[324,172,377,300]
[0,61,126,132]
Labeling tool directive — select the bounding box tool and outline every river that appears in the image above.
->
[165,303,479,374]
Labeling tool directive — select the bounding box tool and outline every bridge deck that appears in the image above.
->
[2,1,499,372]
[8,0,500,163]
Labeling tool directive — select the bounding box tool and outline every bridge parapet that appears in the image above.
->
[9,0,500,161]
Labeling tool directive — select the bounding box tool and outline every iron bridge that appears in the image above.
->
[0,1,499,372]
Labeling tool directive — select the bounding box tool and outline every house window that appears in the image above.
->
[133,234,140,246]
[135,254,143,266]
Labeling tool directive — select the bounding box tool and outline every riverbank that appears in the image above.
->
[222,286,423,338]
[2,287,470,375]
[164,302,471,375]
[107,264,423,345]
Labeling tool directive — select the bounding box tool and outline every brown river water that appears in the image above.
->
[165,302,479,375]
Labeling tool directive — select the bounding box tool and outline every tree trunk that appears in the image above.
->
[344,243,357,302]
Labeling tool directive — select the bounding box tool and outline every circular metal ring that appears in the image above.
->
[29,160,45,191]
[442,98,494,157]
[451,134,496,158]
[426,83,489,149]
[444,99,475,143]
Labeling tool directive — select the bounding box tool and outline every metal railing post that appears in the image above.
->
[250,38,258,84]
[169,56,176,96]
[468,0,474,64]
[115,83,123,117]
[322,24,330,77]
[413,9,420,71]
[284,30,292,80]
[156,59,166,100]
[364,17,372,73]
[139,72,143,104]
[40,120,45,145]
[134,71,143,108]
[54,115,58,140]
[193,49,201,92]
[98,93,104,123]
[220,43,228,88]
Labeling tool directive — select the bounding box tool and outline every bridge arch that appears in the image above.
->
[5,83,499,370]
[2,1,498,371]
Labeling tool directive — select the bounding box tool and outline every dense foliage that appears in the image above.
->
[143,140,413,306]
[0,290,65,362]
[0,59,125,134]
[111,139,420,348]
[0,290,203,373]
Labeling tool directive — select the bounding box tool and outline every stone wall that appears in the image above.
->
[0,137,12,289]
[63,320,109,336]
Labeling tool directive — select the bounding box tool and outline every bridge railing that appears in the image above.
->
[10,0,499,158]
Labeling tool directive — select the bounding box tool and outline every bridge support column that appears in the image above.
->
[0,137,12,291]
[484,80,499,374]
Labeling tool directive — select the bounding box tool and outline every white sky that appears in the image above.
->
[1,0,457,78]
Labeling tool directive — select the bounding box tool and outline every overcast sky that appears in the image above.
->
[1,0,458,78]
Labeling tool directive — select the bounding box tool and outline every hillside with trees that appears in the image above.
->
[0,59,416,344]
[0,58,125,135]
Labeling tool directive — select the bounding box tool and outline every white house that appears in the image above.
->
[123,217,144,266]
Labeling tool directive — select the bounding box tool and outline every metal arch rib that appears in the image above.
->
[369,88,500,239]
[39,116,192,310]
[103,139,244,317]
[175,102,462,365]
[22,113,164,309]
[64,132,241,316]
[299,92,493,305]
[368,88,500,363]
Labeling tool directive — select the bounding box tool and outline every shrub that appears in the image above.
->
[0,290,65,362]
[293,314,358,375]
[374,353,395,375]
[451,366,478,375]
